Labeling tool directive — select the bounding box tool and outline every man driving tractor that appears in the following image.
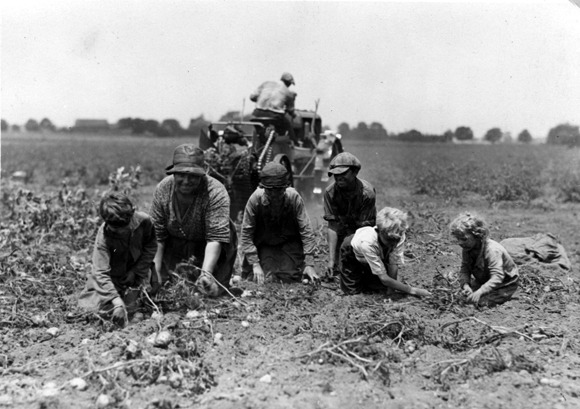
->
[250,72,298,144]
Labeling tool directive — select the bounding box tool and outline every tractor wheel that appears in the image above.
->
[272,154,294,187]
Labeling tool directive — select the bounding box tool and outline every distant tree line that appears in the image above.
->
[546,123,580,147]
[116,116,212,137]
[2,116,579,146]
[337,121,579,146]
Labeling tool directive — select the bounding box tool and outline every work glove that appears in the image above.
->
[253,263,265,285]
[111,297,128,327]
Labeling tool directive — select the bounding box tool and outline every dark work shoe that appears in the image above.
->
[228,287,244,297]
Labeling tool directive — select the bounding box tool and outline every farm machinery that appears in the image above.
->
[199,109,343,220]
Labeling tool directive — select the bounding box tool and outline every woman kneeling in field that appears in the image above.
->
[450,212,519,307]
[339,207,431,297]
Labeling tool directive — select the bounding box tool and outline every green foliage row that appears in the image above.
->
[1,134,178,187]
[0,182,100,287]
[349,140,580,205]
[2,133,579,205]
[547,123,580,146]
[413,161,545,203]
[337,122,579,145]
[0,166,143,289]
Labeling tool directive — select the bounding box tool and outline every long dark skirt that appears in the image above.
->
[160,220,238,293]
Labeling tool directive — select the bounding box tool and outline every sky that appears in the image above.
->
[2,0,580,139]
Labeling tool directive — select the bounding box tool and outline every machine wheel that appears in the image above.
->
[271,154,294,187]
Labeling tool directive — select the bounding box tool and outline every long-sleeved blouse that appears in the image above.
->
[149,175,231,245]
[459,238,519,294]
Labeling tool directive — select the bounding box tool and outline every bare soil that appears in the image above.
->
[1,191,579,409]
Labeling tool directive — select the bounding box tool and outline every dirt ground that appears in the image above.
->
[1,189,579,409]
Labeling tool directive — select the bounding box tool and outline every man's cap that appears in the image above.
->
[280,72,295,85]
[260,162,289,188]
[165,144,207,175]
[327,152,361,177]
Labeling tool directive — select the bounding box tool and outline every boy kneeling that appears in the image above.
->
[339,207,431,297]
[78,192,158,327]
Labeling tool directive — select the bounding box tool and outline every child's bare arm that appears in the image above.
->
[153,242,165,277]
[377,272,411,293]
[378,273,432,296]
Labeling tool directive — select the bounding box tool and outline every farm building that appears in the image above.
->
[73,119,110,132]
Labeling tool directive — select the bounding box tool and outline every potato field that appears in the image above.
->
[1,132,579,409]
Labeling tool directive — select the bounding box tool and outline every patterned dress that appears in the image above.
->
[149,175,237,289]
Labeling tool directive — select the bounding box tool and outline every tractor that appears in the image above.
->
[199,109,343,220]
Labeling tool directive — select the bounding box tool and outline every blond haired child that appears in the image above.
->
[449,212,519,306]
[339,207,431,297]
[78,191,158,326]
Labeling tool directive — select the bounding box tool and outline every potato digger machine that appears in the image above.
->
[198,108,343,220]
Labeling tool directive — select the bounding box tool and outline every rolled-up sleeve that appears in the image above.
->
[241,193,260,265]
[150,181,170,242]
[323,189,339,232]
[205,185,231,243]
